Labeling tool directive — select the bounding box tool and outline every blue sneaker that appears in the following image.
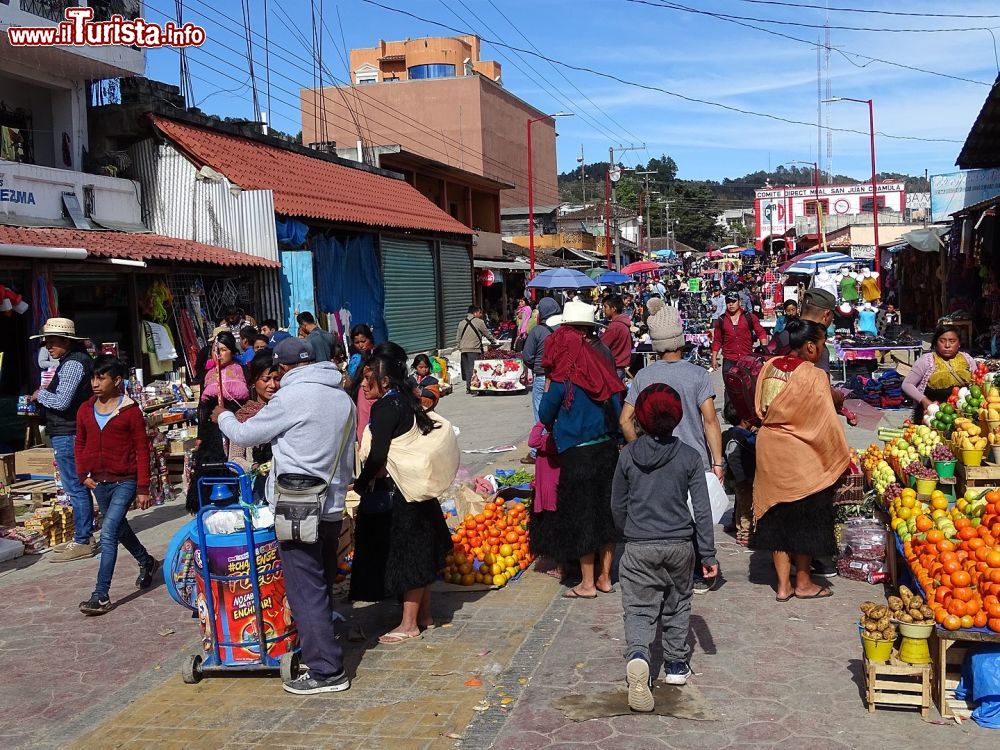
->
[626,654,654,712]
[664,660,692,686]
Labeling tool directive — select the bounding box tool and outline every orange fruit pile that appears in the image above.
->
[903,490,1000,632]
[441,498,533,587]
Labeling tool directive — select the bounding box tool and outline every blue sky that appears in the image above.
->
[144,0,998,190]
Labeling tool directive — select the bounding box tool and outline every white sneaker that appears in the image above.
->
[626,656,654,712]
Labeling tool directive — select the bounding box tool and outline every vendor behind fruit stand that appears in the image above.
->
[902,324,976,422]
[29,317,96,560]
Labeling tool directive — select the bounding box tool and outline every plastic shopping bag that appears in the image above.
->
[688,471,729,525]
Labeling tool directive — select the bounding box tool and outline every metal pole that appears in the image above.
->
[610,146,619,271]
[604,169,612,270]
[527,117,535,279]
[580,144,586,204]
[868,99,880,284]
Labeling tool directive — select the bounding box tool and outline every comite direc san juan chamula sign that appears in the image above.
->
[754,183,905,200]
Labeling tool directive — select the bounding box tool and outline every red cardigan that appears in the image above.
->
[74,395,151,495]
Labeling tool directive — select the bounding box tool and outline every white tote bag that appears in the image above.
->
[359,411,460,502]
[687,471,729,525]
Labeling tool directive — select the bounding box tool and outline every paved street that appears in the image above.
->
[2,377,996,749]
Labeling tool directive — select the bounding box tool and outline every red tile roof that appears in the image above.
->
[0,226,279,267]
[151,116,473,236]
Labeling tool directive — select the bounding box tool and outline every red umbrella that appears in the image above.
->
[621,260,660,275]
[706,250,723,259]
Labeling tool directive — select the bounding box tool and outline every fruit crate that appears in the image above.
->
[863,652,931,717]
[954,461,1000,497]
[932,631,986,720]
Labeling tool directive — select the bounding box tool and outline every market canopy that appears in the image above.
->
[596,271,631,285]
[778,251,853,275]
[621,260,660,275]
[526,268,597,290]
[899,226,949,253]
[652,249,675,259]
[740,248,757,257]
[706,250,724,258]
[719,244,741,253]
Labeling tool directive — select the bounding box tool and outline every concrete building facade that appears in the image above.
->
[301,36,560,210]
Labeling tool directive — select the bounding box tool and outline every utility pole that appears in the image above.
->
[636,170,655,255]
[579,144,586,204]
[610,146,617,271]
[664,201,672,252]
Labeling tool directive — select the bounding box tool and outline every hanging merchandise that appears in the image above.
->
[0,284,29,314]
[143,281,174,323]
[167,275,213,376]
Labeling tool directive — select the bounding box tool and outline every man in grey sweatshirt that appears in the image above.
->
[611,383,718,712]
[214,337,356,696]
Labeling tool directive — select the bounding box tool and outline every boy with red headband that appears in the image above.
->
[611,383,718,712]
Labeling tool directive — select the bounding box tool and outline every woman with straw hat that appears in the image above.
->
[29,318,96,562]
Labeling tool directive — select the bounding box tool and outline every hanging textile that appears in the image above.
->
[312,233,387,343]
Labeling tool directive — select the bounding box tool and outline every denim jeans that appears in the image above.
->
[93,481,150,598]
[530,375,545,457]
[51,434,94,544]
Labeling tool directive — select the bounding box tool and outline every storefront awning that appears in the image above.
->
[0,226,280,268]
[473,259,548,272]
[898,226,949,253]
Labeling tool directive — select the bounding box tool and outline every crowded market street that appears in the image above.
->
[2,378,996,750]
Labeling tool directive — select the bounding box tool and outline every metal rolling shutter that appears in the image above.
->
[381,237,438,352]
[439,243,473,349]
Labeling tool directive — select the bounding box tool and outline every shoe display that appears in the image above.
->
[626,655,654,712]
[79,594,112,616]
[664,660,692,686]
[51,541,97,563]
[281,671,351,695]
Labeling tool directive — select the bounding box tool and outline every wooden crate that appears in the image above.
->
[955,461,1000,497]
[8,479,60,507]
[864,653,931,717]
[932,631,994,720]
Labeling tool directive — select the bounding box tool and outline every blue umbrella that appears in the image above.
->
[597,271,631,286]
[740,248,756,257]
[779,251,853,276]
[653,249,675,259]
[526,268,598,290]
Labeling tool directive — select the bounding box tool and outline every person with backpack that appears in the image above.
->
[722,401,756,548]
[455,305,498,395]
[601,294,634,382]
[710,292,767,407]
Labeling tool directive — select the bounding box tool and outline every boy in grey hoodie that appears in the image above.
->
[611,383,718,712]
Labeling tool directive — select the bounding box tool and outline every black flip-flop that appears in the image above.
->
[795,588,833,600]
[563,589,598,600]
[596,585,616,594]
[775,593,794,603]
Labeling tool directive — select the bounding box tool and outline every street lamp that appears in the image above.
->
[527,111,574,279]
[784,160,825,251]
[823,97,879,279]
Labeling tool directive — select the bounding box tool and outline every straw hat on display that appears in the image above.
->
[30,318,84,340]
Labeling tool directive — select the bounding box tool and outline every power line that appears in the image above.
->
[731,0,1000,20]
[641,0,991,87]
[629,0,1000,34]
[485,0,645,145]
[360,0,968,143]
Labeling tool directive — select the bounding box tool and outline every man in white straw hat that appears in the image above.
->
[29,318,97,561]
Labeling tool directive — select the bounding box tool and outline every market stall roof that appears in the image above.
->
[473,258,548,271]
[898,226,949,253]
[0,226,280,267]
[957,75,1000,170]
[777,250,853,275]
[150,116,472,237]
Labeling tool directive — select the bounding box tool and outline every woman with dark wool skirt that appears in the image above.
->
[350,343,452,643]
[535,300,625,600]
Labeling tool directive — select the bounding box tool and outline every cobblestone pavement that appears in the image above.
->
[487,535,999,750]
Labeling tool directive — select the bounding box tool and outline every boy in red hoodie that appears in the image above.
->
[76,355,157,615]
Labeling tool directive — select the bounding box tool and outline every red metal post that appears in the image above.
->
[527,117,535,280]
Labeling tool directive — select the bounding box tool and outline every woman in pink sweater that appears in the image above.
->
[527,421,562,576]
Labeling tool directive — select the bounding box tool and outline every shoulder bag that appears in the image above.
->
[273,407,355,544]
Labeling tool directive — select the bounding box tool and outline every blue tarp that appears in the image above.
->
[275,216,308,248]
[956,645,1000,728]
[311,233,387,344]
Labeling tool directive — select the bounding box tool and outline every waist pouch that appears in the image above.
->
[274,473,328,543]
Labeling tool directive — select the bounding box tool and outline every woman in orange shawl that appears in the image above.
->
[753,319,849,602]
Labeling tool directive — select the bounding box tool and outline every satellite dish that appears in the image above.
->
[609,167,622,183]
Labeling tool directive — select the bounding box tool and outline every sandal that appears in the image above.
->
[775,593,794,603]
[378,630,422,645]
[795,588,833,600]
[563,588,598,600]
